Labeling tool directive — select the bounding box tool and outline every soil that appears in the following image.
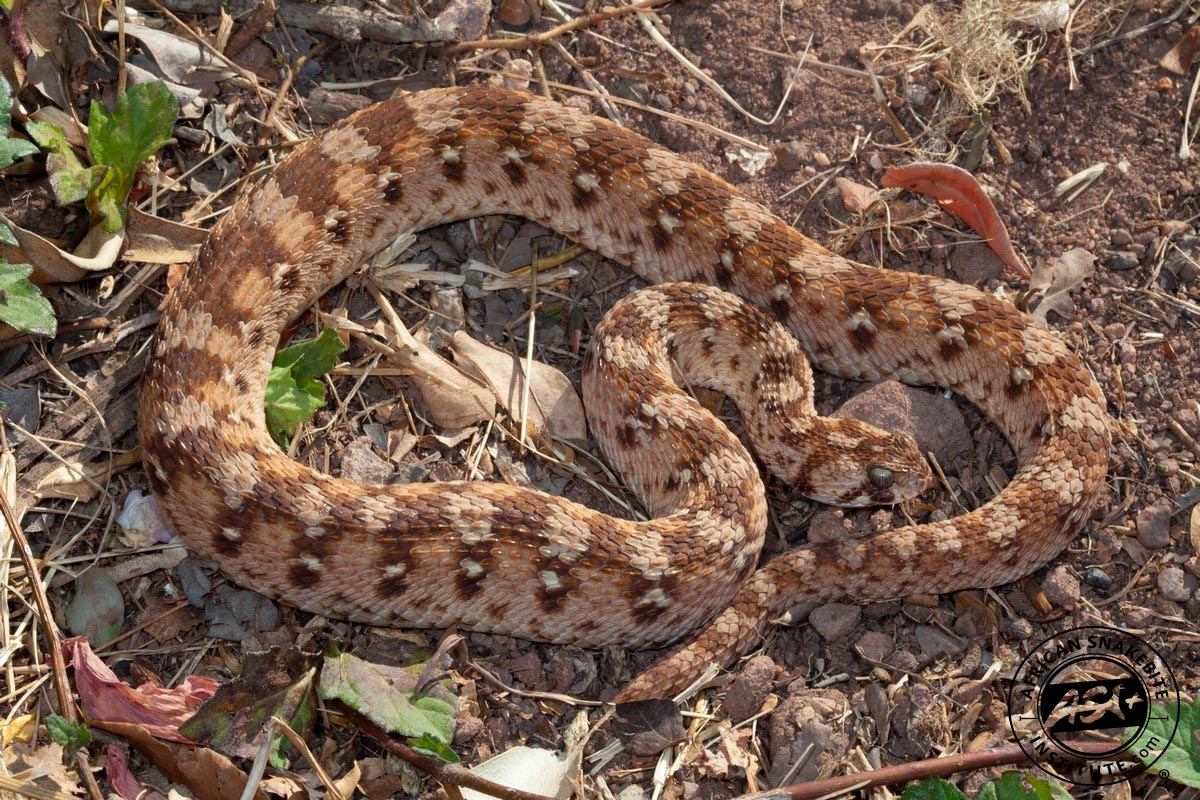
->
[3,1,1200,799]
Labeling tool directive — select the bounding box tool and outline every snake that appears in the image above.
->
[138,87,1111,702]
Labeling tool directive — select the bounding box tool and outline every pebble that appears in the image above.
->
[339,438,394,484]
[854,630,894,662]
[1041,565,1081,607]
[1083,567,1113,591]
[1106,251,1140,271]
[1136,501,1175,549]
[774,141,809,173]
[813,151,831,167]
[724,655,776,721]
[1006,616,1035,640]
[809,603,861,640]
[1158,566,1196,603]
[1110,229,1133,246]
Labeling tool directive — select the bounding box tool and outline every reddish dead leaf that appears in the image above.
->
[64,637,218,743]
[106,745,167,800]
[95,721,268,800]
[882,162,1029,279]
[1161,339,1179,362]
[1160,27,1200,75]
[834,177,880,213]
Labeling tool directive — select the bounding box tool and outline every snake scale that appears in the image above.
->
[138,87,1110,702]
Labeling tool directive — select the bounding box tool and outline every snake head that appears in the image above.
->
[790,419,931,508]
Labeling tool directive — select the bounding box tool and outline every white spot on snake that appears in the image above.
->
[1011,366,1033,384]
[503,148,523,164]
[305,526,325,538]
[300,554,323,571]
[440,148,461,164]
[221,527,241,541]
[539,571,562,591]
[461,559,484,578]
[658,214,683,234]
[574,172,603,195]
[383,563,407,578]
[635,587,670,608]
[847,309,875,331]
[720,250,735,271]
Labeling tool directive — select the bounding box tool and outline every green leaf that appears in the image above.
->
[0,79,38,171]
[26,120,105,206]
[0,222,16,245]
[45,715,91,750]
[901,779,968,800]
[264,328,346,446]
[1128,699,1200,788]
[319,651,458,755]
[0,261,56,336]
[975,772,1072,800]
[88,81,178,231]
[408,733,460,763]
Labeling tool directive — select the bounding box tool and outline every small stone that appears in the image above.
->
[854,630,894,662]
[768,691,850,786]
[836,381,972,468]
[1136,501,1175,549]
[1107,251,1140,271]
[339,438,394,484]
[1110,229,1133,246]
[1158,458,1180,477]
[1006,616,1035,639]
[497,0,534,31]
[774,141,809,172]
[1157,566,1196,603]
[1041,565,1081,607]
[809,603,861,641]
[724,655,776,721]
[812,151,831,167]
[807,508,852,544]
[1083,567,1113,591]
[1103,322,1126,339]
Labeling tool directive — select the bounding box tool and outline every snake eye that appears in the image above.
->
[868,467,895,490]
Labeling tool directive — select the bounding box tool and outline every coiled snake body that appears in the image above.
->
[139,87,1110,701]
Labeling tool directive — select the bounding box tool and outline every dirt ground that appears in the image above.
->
[3,0,1200,799]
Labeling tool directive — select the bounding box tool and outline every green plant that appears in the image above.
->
[902,772,1071,799]
[45,715,91,750]
[265,327,347,447]
[28,81,178,233]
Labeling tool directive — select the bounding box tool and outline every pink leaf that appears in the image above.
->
[63,637,218,743]
[882,162,1030,279]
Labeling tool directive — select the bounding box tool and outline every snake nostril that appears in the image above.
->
[868,466,895,490]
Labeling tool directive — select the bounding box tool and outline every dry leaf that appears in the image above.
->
[451,331,587,444]
[0,215,123,283]
[94,721,268,800]
[100,21,236,88]
[1028,248,1096,323]
[122,208,207,264]
[835,177,880,213]
[107,745,168,800]
[65,637,218,743]
[116,490,178,547]
[1160,27,1200,76]
[33,450,143,503]
[882,162,1029,278]
[2,742,82,799]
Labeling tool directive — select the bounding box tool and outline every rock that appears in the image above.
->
[809,603,861,641]
[949,241,1006,284]
[767,690,851,786]
[1084,567,1113,591]
[339,438,394,484]
[724,655,776,721]
[774,141,809,172]
[1110,229,1133,246]
[854,630,894,662]
[1158,566,1196,603]
[835,381,972,468]
[807,508,852,543]
[1136,501,1175,549]
[1041,565,1081,607]
[1006,616,1035,639]
[1106,251,1140,271]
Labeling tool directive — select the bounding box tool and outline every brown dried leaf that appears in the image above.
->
[1160,27,1200,76]
[1189,504,1200,557]
[1028,247,1096,323]
[450,331,587,444]
[0,215,123,283]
